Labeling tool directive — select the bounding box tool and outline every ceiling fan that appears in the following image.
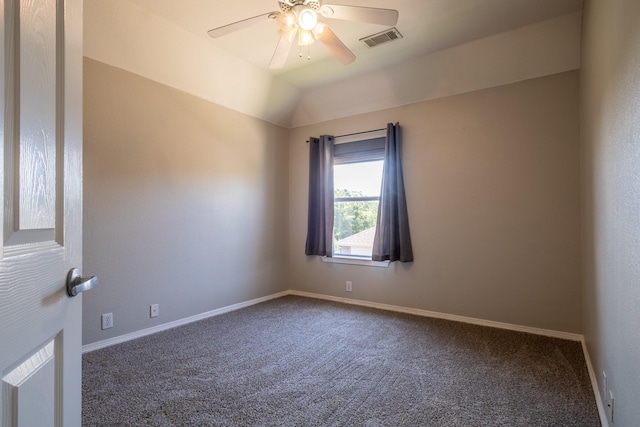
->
[207,0,399,69]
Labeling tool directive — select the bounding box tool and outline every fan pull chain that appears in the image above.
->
[299,45,312,61]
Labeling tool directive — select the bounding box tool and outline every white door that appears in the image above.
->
[0,0,85,426]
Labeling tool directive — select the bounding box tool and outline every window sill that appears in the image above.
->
[321,256,390,268]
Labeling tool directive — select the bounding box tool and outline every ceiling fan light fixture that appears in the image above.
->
[298,28,315,46]
[276,11,296,31]
[296,6,318,31]
[208,1,399,68]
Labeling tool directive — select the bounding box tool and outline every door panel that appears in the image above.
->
[0,0,83,426]
[3,339,56,426]
[18,0,58,231]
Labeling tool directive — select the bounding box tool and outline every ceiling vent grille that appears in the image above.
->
[360,27,403,48]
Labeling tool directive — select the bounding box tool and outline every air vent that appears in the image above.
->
[360,27,403,48]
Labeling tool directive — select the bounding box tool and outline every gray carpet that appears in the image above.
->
[82,296,600,426]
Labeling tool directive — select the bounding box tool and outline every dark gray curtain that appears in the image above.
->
[372,123,414,262]
[305,135,335,257]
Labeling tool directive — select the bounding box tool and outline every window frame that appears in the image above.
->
[329,133,388,267]
[321,255,390,268]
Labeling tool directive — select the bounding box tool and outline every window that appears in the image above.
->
[308,123,412,265]
[332,137,385,259]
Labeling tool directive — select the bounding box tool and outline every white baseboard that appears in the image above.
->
[289,290,583,342]
[581,340,609,427]
[82,291,289,353]
[84,289,584,353]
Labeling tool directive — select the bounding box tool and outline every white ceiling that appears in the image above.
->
[128,0,583,91]
[85,0,583,127]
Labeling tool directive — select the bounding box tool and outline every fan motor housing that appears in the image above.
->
[279,0,320,12]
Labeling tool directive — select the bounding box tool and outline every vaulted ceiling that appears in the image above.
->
[84,0,584,128]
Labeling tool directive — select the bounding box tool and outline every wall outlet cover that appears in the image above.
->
[101,313,113,330]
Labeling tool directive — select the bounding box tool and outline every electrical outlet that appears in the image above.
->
[101,313,113,330]
[150,304,159,318]
[608,390,614,423]
[346,281,352,292]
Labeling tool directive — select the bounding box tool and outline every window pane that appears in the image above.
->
[333,160,383,258]
[334,160,383,198]
[334,200,379,256]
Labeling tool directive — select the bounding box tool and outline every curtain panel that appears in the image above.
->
[372,123,414,262]
[305,135,335,257]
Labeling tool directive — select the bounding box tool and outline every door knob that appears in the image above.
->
[66,268,98,297]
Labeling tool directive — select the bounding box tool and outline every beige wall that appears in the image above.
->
[83,62,583,345]
[581,0,640,425]
[82,58,289,345]
[289,71,582,333]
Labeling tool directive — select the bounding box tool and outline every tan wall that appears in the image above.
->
[288,71,582,333]
[82,58,289,345]
[581,0,640,425]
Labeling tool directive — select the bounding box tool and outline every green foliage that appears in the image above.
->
[333,188,379,242]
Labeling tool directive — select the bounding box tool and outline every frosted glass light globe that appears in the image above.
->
[297,8,318,31]
[276,11,295,31]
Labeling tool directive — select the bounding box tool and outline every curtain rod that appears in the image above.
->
[306,128,386,143]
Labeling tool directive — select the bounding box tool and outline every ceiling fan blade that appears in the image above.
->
[317,27,356,65]
[319,5,398,26]
[269,35,294,69]
[208,12,276,38]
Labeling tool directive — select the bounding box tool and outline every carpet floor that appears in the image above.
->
[82,296,600,426]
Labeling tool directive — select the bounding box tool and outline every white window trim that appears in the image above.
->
[321,256,390,268]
